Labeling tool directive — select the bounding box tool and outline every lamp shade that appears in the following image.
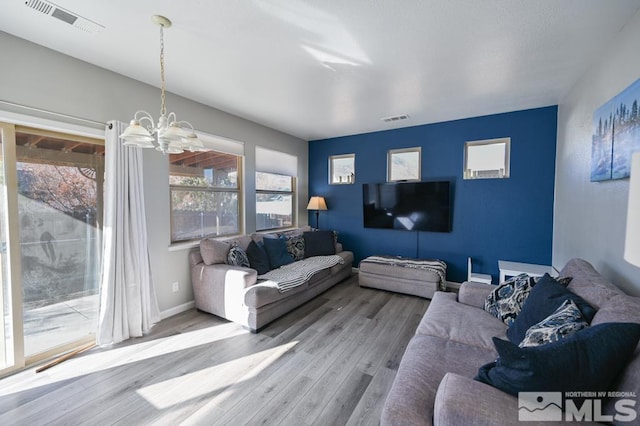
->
[625,151,640,267]
[307,196,328,211]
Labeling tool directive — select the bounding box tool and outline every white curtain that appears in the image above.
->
[97,120,160,346]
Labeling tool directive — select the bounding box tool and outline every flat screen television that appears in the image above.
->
[363,181,452,232]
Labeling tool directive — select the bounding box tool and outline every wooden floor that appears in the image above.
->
[0,274,430,425]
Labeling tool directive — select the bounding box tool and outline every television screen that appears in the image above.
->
[362,181,452,232]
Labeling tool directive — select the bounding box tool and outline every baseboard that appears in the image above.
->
[352,267,359,273]
[160,300,195,320]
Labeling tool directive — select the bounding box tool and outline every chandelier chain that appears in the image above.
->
[159,24,167,118]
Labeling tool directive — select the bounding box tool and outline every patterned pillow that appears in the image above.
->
[484,273,534,325]
[285,235,305,261]
[519,299,589,348]
[227,245,250,268]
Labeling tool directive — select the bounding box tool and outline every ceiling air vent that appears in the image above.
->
[25,0,105,34]
[381,114,410,123]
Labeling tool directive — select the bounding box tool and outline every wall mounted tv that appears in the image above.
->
[362,181,452,232]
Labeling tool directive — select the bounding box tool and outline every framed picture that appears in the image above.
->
[591,76,640,181]
[329,154,355,184]
[387,147,421,181]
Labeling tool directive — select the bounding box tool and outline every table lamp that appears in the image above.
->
[307,196,328,229]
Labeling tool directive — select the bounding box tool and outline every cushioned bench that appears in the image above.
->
[358,255,446,299]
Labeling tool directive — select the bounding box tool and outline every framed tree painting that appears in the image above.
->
[591,77,640,181]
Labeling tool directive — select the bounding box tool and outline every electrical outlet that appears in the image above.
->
[172,281,179,293]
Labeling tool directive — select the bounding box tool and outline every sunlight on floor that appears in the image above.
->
[136,340,298,409]
[0,321,246,396]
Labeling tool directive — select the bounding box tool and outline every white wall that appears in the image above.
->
[0,31,309,314]
[554,10,640,295]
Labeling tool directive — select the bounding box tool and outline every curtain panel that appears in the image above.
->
[97,121,159,345]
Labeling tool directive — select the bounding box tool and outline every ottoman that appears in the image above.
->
[358,255,446,299]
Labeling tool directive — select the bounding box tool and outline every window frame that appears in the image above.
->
[255,171,296,232]
[169,151,243,244]
[463,137,511,180]
[387,147,421,182]
[329,153,355,185]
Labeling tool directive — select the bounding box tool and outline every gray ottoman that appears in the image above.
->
[358,255,446,299]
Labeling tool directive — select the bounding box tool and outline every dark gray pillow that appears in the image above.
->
[475,323,640,396]
[246,241,270,275]
[507,274,596,344]
[303,230,336,258]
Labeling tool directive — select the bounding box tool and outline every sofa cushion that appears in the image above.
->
[519,299,588,347]
[227,245,250,268]
[506,274,596,345]
[303,230,336,258]
[200,238,230,265]
[560,258,625,309]
[263,235,294,269]
[417,292,507,351]
[475,322,640,396]
[381,334,497,426]
[484,273,533,326]
[246,240,270,275]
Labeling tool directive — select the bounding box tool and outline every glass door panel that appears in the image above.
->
[15,130,103,357]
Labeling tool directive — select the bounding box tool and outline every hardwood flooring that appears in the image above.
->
[0,274,430,425]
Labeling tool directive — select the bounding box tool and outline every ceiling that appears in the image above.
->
[1,0,640,141]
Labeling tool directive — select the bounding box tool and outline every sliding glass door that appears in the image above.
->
[0,122,103,375]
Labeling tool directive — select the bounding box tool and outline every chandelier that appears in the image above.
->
[120,15,207,154]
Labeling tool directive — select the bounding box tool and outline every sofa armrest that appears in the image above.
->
[435,373,571,426]
[457,281,493,308]
[191,263,257,314]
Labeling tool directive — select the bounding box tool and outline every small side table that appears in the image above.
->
[498,260,558,283]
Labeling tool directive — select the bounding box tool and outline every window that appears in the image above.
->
[329,154,355,184]
[464,137,510,179]
[169,150,242,242]
[388,147,421,182]
[256,172,295,231]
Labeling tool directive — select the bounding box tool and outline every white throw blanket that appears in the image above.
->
[259,255,345,293]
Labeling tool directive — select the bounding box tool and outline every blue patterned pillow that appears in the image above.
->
[227,245,250,268]
[484,273,535,325]
[519,299,589,347]
[285,235,305,261]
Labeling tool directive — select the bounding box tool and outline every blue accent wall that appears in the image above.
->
[308,106,558,283]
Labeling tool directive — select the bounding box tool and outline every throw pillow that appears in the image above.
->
[262,235,294,269]
[532,275,573,287]
[506,274,597,345]
[227,245,250,268]
[200,238,230,266]
[519,299,589,348]
[484,273,534,326]
[303,230,336,258]
[475,322,640,396]
[246,240,270,275]
[285,235,305,261]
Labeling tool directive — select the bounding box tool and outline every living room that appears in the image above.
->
[1,1,640,424]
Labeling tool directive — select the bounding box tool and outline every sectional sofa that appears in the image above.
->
[381,258,640,425]
[189,227,354,332]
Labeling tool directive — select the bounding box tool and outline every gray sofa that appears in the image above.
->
[381,258,640,425]
[189,227,354,332]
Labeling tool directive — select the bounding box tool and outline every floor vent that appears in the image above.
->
[25,0,105,34]
[381,114,410,123]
